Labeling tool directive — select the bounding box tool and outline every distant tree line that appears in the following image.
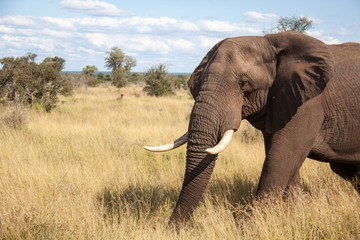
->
[79,47,189,96]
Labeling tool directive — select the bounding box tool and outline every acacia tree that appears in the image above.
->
[264,16,313,34]
[277,16,312,33]
[104,47,136,88]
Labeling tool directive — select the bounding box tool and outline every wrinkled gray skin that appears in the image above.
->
[167,31,360,228]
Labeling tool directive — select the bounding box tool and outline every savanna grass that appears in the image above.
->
[0,85,359,239]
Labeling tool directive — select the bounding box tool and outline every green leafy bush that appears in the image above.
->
[0,53,71,112]
[143,64,174,97]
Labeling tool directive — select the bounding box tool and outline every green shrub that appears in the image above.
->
[170,75,189,90]
[129,72,142,83]
[143,64,174,97]
[0,53,71,112]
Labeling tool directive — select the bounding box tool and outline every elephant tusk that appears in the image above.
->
[206,130,234,155]
[143,132,188,152]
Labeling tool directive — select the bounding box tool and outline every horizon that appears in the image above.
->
[62,70,191,75]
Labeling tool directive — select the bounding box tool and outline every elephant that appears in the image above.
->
[144,31,360,228]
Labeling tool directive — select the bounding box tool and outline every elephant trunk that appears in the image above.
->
[169,100,219,228]
[169,84,242,228]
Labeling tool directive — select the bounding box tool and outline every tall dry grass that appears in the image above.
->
[0,85,359,239]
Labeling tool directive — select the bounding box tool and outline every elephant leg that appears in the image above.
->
[257,148,308,196]
[330,163,360,194]
[262,132,301,194]
[286,171,301,190]
[257,98,324,196]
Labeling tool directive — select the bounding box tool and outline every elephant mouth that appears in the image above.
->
[243,107,267,121]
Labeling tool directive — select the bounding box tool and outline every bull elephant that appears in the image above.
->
[144,31,360,228]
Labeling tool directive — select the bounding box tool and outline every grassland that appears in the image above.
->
[0,85,359,239]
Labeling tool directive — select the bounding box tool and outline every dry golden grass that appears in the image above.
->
[0,85,359,239]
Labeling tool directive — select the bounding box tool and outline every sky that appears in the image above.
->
[1,0,359,72]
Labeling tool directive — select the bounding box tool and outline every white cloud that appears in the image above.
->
[167,39,194,50]
[307,30,341,44]
[198,36,222,48]
[0,15,37,27]
[129,36,170,54]
[198,20,241,33]
[121,17,198,33]
[84,32,170,54]
[1,34,56,52]
[85,33,109,47]
[304,16,323,25]
[42,28,73,38]
[40,16,77,30]
[79,17,120,29]
[28,37,56,52]
[2,34,22,43]
[78,47,103,55]
[243,11,279,23]
[0,25,17,34]
[196,20,261,35]
[59,0,133,17]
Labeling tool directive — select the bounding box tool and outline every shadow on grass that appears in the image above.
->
[97,175,256,223]
[97,184,179,222]
[207,175,257,207]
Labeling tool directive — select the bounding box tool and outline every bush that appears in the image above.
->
[0,53,71,112]
[143,64,174,97]
[61,73,87,89]
[86,76,102,87]
[82,65,103,87]
[128,72,142,83]
[170,75,189,90]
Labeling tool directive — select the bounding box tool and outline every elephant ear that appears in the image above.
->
[265,31,334,133]
[188,39,226,99]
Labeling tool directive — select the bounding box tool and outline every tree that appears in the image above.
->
[42,56,65,71]
[264,16,313,34]
[143,64,174,96]
[104,46,137,88]
[0,53,70,112]
[82,65,98,77]
[277,16,312,33]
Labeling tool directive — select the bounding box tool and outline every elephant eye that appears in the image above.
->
[240,80,249,87]
[239,80,251,91]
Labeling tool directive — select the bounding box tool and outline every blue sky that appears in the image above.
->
[1,0,359,72]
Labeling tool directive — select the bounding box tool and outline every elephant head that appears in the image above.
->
[144,31,334,228]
